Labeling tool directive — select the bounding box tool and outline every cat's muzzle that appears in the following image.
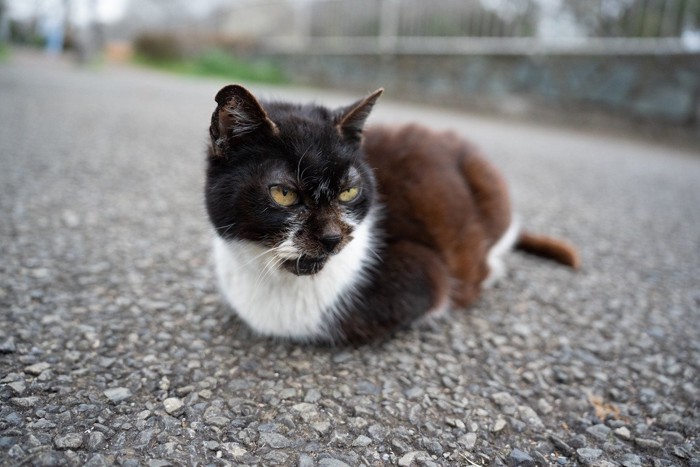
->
[282,255,328,276]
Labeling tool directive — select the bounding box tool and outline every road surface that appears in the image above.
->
[1,51,699,466]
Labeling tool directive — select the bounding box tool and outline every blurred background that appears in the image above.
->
[1,0,699,139]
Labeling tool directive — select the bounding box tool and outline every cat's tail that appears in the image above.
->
[515,231,580,269]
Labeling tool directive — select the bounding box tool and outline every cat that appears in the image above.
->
[205,84,579,344]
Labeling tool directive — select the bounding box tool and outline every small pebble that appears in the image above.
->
[279,388,296,399]
[491,392,517,411]
[577,448,603,465]
[7,444,25,458]
[586,423,611,441]
[259,432,291,449]
[569,434,587,449]
[304,388,322,403]
[508,448,535,467]
[163,397,184,416]
[175,385,195,396]
[7,381,26,395]
[404,386,424,400]
[312,420,331,435]
[517,405,544,429]
[298,454,314,467]
[614,426,632,440]
[661,430,684,444]
[54,433,83,450]
[457,432,477,449]
[24,362,51,375]
[87,431,106,451]
[103,387,132,403]
[398,451,431,466]
[620,453,642,467]
[352,435,372,447]
[221,442,247,458]
[10,396,40,407]
[0,336,16,353]
[635,437,663,449]
[203,440,219,450]
[291,403,319,422]
[492,418,507,432]
[318,459,351,467]
[367,424,387,441]
[549,434,575,456]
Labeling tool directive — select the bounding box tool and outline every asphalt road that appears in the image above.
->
[1,51,699,467]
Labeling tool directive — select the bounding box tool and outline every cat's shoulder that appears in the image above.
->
[363,123,482,164]
[365,123,476,149]
[364,122,433,141]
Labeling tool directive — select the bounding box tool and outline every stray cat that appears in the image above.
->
[205,85,579,344]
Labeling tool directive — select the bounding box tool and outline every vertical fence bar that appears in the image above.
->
[662,0,680,36]
[294,0,312,50]
[656,0,668,36]
[680,0,700,34]
[672,0,685,36]
[639,0,651,37]
[379,0,399,53]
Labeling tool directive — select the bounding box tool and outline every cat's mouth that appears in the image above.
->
[282,255,328,276]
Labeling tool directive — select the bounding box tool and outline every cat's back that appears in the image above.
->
[363,123,510,240]
[363,123,497,191]
[362,124,512,303]
[364,123,475,164]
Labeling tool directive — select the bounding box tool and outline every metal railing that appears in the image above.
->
[231,0,700,55]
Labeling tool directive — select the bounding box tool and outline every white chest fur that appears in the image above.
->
[213,212,378,341]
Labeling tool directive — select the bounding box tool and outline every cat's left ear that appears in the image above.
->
[210,84,279,157]
[335,88,383,144]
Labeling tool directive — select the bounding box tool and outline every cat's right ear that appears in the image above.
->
[209,85,279,157]
[335,88,383,144]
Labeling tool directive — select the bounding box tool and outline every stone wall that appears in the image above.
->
[270,53,700,139]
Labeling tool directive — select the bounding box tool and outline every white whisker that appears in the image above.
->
[215,222,237,237]
[297,144,312,182]
[233,244,283,270]
[248,254,284,305]
[366,244,383,263]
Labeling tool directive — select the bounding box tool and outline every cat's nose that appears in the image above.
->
[319,235,342,253]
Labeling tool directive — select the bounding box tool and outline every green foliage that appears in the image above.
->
[132,31,286,83]
[195,50,285,83]
[8,20,44,47]
[134,48,286,84]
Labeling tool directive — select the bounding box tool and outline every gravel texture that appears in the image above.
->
[1,51,699,466]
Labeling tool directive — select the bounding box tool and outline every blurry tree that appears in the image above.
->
[310,0,381,37]
[108,0,227,45]
[403,0,540,38]
[0,0,7,42]
[310,0,541,38]
[559,0,700,37]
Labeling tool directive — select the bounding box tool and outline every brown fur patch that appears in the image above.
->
[516,232,581,269]
[363,124,512,309]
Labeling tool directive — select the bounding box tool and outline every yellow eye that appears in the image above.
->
[270,185,299,207]
[338,187,360,203]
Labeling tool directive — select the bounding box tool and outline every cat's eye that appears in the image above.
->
[338,187,360,203]
[270,185,299,207]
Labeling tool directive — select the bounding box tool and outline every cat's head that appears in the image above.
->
[206,84,383,276]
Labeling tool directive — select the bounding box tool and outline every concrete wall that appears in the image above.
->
[271,53,700,139]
